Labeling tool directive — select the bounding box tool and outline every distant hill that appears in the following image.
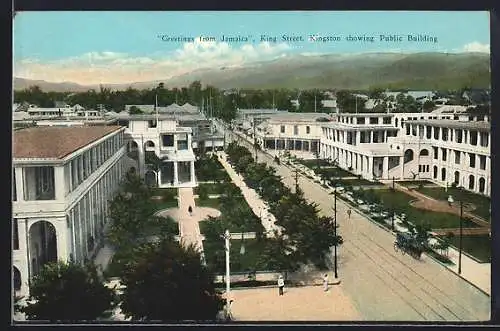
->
[13,52,490,92]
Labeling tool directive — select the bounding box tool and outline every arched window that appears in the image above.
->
[419,149,429,156]
[479,177,485,193]
[469,175,475,190]
[13,267,21,291]
[433,166,438,179]
[454,171,460,185]
[441,168,446,181]
[404,149,414,163]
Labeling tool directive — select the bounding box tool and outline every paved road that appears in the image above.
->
[225,129,490,321]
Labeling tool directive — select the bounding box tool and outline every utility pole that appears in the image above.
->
[333,187,338,279]
[458,200,463,275]
[253,117,258,163]
[224,229,231,319]
[294,168,299,193]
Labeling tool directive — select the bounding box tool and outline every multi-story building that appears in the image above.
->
[12,125,127,296]
[319,112,490,196]
[118,115,197,188]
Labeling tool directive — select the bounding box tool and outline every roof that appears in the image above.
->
[267,112,331,123]
[13,125,123,160]
[405,119,490,132]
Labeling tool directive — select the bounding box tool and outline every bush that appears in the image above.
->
[162,189,176,202]
[198,185,209,200]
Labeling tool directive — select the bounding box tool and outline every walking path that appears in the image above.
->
[230,285,361,321]
[216,152,281,236]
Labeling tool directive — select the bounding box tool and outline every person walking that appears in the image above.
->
[347,208,352,219]
[188,205,193,216]
[323,273,329,292]
[277,275,285,296]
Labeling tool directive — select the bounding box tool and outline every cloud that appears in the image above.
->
[14,38,291,85]
[462,42,490,53]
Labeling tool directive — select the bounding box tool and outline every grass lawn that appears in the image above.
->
[152,199,178,212]
[195,197,222,210]
[194,182,239,195]
[339,178,383,187]
[203,238,267,273]
[298,159,331,168]
[444,234,491,263]
[150,187,178,197]
[398,180,434,186]
[416,187,491,221]
[369,189,479,229]
[316,167,355,178]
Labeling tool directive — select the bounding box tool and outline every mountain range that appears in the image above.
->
[13,52,490,92]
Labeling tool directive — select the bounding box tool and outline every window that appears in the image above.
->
[411,126,417,136]
[433,147,438,160]
[162,134,174,147]
[470,131,478,145]
[293,125,299,135]
[454,171,460,185]
[426,165,429,172]
[455,129,463,143]
[426,126,431,139]
[369,117,378,124]
[480,132,489,147]
[306,126,310,134]
[280,125,285,133]
[479,155,486,170]
[469,175,475,190]
[442,128,448,141]
[469,153,476,168]
[442,148,447,162]
[433,166,438,179]
[419,149,429,156]
[406,124,411,135]
[13,219,19,250]
[383,117,391,124]
[455,151,461,164]
[441,168,446,181]
[148,120,157,128]
[357,117,365,125]
[433,127,439,140]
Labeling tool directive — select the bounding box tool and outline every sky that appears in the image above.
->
[13,11,490,85]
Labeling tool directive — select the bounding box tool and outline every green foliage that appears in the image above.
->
[21,261,116,322]
[128,106,143,114]
[120,240,224,321]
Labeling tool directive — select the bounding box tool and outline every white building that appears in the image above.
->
[119,115,197,188]
[318,112,490,196]
[13,125,127,296]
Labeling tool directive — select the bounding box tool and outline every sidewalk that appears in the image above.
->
[177,188,203,252]
[217,151,282,236]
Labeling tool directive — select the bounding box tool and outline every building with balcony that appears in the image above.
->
[119,114,197,188]
[318,112,490,196]
[12,125,127,296]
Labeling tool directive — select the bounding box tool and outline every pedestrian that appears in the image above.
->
[277,275,285,296]
[347,208,352,219]
[188,205,193,216]
[323,273,329,292]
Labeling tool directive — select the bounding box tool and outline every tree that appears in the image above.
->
[20,261,116,322]
[422,100,436,112]
[128,106,143,115]
[120,240,224,321]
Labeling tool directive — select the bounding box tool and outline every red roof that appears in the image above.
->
[13,126,122,159]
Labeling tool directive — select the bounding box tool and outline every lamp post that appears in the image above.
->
[223,230,232,318]
[447,192,463,275]
[333,184,338,279]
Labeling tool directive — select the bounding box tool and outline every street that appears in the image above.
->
[224,126,490,321]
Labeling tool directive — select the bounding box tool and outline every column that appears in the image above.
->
[173,162,179,185]
[356,131,361,145]
[370,131,374,143]
[54,166,66,201]
[78,156,84,184]
[383,156,389,180]
[190,161,196,184]
[55,219,69,263]
[138,142,145,177]
[399,156,405,179]
[15,167,24,201]
[16,218,29,296]
[368,156,373,180]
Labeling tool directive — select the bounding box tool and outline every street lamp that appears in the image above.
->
[333,184,339,279]
[222,230,232,318]
[447,190,463,275]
